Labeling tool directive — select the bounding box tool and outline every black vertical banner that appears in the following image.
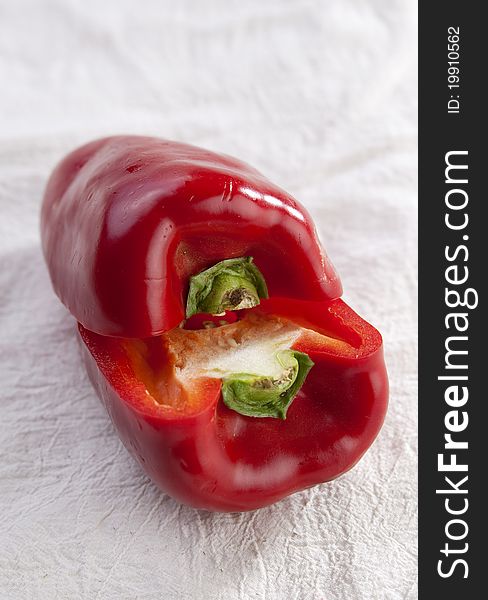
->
[419,3,485,597]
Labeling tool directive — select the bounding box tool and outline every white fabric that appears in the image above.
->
[0,0,417,598]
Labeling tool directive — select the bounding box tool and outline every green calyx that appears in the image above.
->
[186,257,268,318]
[221,350,314,419]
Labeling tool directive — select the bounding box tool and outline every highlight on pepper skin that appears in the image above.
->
[41,135,389,512]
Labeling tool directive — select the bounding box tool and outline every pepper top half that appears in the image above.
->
[41,136,342,338]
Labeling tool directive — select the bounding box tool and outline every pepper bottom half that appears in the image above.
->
[79,298,388,512]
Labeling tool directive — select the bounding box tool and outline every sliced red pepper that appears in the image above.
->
[41,136,388,512]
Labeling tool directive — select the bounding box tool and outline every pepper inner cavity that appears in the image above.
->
[164,312,302,382]
[161,312,315,418]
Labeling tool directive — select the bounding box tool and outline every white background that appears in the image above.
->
[0,1,417,598]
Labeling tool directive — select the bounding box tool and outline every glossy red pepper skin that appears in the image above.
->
[79,298,388,512]
[41,136,341,338]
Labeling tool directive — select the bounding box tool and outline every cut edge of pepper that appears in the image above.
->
[78,298,383,420]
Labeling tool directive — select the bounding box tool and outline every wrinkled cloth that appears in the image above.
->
[0,1,417,598]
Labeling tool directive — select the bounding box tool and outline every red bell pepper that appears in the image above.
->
[41,135,388,512]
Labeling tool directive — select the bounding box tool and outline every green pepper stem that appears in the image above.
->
[221,350,314,419]
[186,257,268,318]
